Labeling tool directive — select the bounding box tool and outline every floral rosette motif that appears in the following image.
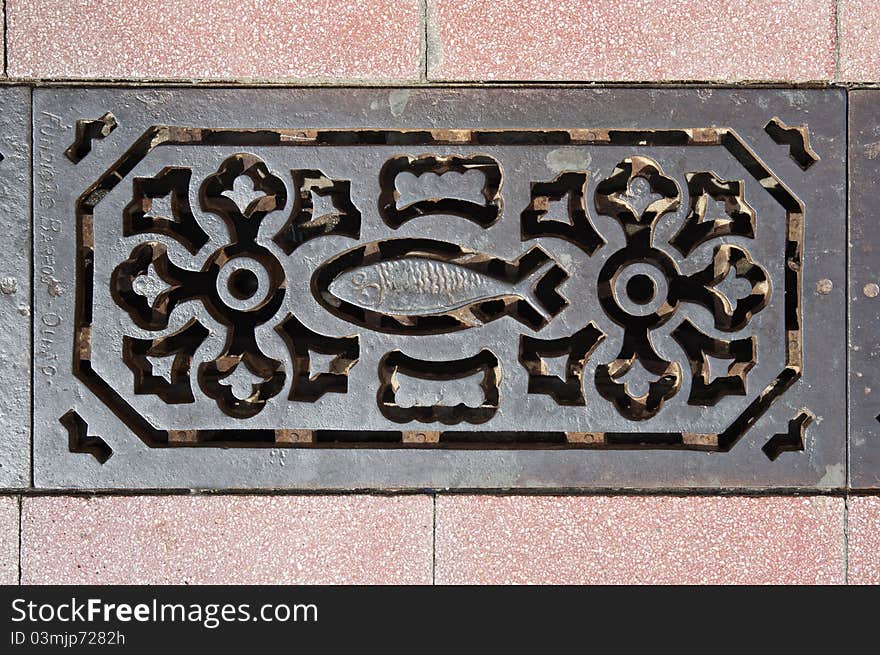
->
[111,153,288,418]
[592,155,769,420]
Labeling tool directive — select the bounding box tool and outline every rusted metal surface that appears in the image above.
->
[64,112,118,164]
[849,92,880,489]
[29,87,846,489]
[764,116,820,170]
[0,87,31,487]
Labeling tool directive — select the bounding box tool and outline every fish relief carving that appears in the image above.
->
[312,238,569,334]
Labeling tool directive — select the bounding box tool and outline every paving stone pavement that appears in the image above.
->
[6,0,422,81]
[435,495,845,584]
[9,0,880,82]
[427,0,837,82]
[0,497,19,584]
[20,495,434,584]
[848,496,880,585]
[0,3,877,584]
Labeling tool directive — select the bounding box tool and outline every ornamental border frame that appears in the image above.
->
[72,125,804,452]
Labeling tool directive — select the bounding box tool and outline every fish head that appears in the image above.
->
[328,265,384,308]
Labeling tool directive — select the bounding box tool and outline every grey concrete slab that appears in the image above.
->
[31,87,846,489]
[0,87,31,488]
[849,91,880,489]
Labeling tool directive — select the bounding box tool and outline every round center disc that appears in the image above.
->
[626,273,656,305]
[227,268,259,300]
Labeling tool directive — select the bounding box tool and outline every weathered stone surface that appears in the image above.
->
[7,0,422,81]
[21,494,433,584]
[838,0,880,82]
[848,496,880,583]
[31,88,846,489]
[0,496,19,584]
[427,0,836,82]
[0,87,31,488]
[435,495,845,584]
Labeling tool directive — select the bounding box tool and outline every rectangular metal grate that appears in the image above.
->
[30,87,846,489]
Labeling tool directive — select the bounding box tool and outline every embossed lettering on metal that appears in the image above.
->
[0,87,31,487]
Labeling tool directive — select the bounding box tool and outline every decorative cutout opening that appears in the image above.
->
[377,350,501,424]
[378,154,503,228]
[69,124,806,454]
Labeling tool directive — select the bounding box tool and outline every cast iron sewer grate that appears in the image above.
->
[29,88,846,489]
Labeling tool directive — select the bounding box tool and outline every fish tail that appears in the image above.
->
[511,249,569,322]
[513,261,554,319]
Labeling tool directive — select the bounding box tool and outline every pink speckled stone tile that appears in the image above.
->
[839,1,880,81]
[7,0,421,80]
[436,496,844,584]
[0,497,19,585]
[21,495,432,584]
[847,497,880,584]
[428,0,836,81]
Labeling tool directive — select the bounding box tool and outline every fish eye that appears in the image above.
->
[351,272,368,286]
[359,282,382,306]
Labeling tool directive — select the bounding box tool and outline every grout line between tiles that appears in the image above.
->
[0,488,868,498]
[0,79,876,89]
[834,0,842,80]
[17,495,22,585]
[844,494,850,583]
[431,494,436,585]
[420,0,428,82]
